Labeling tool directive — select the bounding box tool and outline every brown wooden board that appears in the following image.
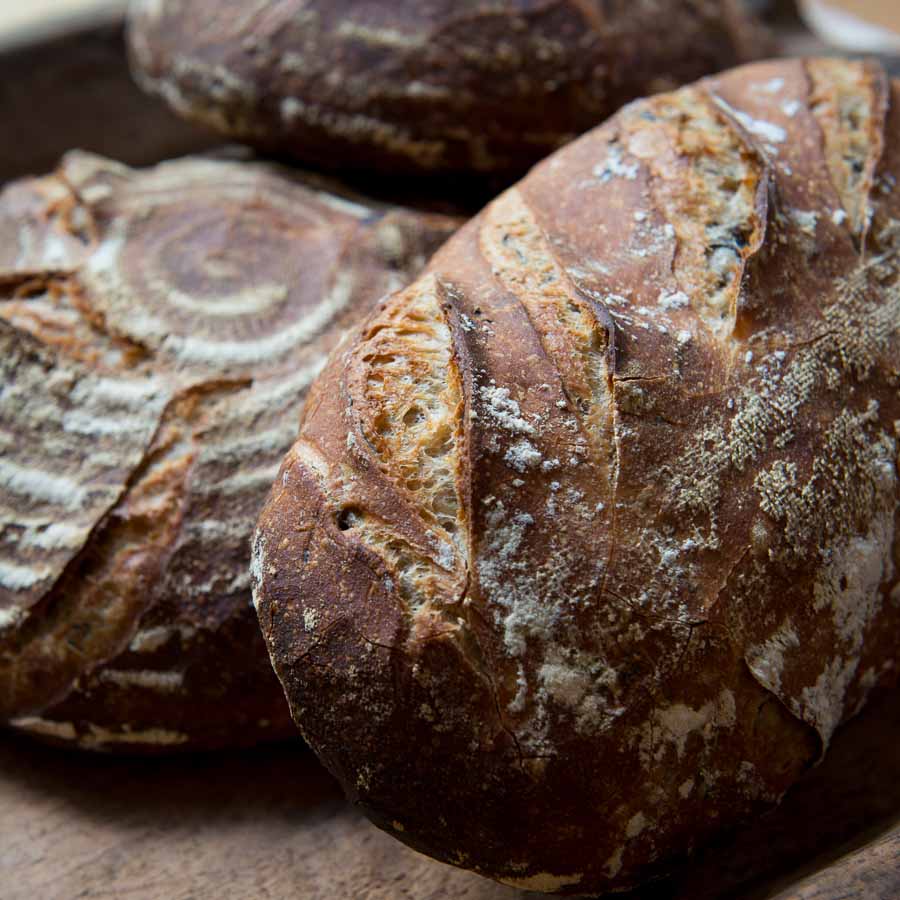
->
[2,687,898,899]
[770,821,900,900]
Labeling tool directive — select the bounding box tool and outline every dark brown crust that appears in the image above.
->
[253,59,900,892]
[0,151,458,751]
[126,0,771,178]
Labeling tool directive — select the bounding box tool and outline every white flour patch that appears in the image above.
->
[658,290,690,310]
[0,559,53,591]
[478,385,536,435]
[626,811,647,838]
[593,144,639,182]
[129,624,196,654]
[714,97,787,144]
[0,459,86,509]
[10,717,77,741]
[504,439,542,472]
[641,690,737,763]
[98,669,184,692]
[746,620,801,694]
[0,604,26,630]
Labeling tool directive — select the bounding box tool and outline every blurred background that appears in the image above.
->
[0,0,124,45]
[2,0,898,47]
[801,0,900,50]
[1,0,899,184]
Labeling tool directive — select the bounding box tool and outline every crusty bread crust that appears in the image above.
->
[253,59,900,892]
[127,0,770,178]
[0,152,458,751]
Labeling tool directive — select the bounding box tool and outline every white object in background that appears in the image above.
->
[799,1,900,52]
[0,0,126,50]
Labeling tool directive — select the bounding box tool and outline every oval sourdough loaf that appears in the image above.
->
[0,151,457,751]
[127,0,769,179]
[252,58,900,892]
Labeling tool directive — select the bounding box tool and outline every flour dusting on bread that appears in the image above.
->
[253,58,900,894]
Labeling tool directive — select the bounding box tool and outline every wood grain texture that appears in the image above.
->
[1,686,898,900]
[771,820,900,900]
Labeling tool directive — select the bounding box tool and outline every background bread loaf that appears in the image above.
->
[0,151,458,751]
[252,58,900,892]
[127,0,770,179]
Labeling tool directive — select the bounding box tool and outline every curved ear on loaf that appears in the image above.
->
[252,58,900,893]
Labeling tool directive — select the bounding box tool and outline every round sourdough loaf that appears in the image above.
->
[127,0,769,179]
[252,58,900,892]
[0,151,457,751]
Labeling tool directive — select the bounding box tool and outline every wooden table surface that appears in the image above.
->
[2,5,899,898]
[3,687,899,900]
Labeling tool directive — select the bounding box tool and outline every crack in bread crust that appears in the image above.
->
[254,59,900,894]
[806,58,888,244]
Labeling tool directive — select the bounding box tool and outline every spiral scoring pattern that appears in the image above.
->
[0,151,457,748]
[72,156,372,378]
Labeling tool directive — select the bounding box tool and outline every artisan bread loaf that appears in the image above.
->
[252,58,900,892]
[0,151,457,751]
[127,0,769,179]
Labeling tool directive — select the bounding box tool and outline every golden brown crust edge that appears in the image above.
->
[127,0,770,178]
[253,58,900,892]
[0,152,459,751]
